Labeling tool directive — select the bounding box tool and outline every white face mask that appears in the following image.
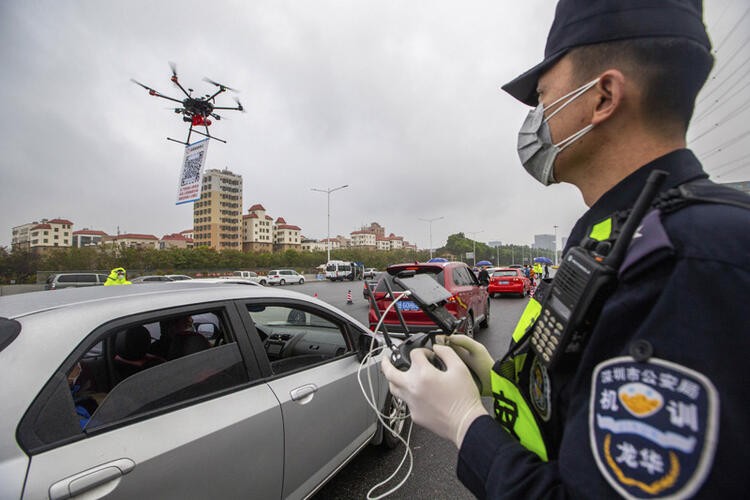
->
[516,78,600,185]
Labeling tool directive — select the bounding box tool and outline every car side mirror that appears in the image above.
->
[357,334,381,362]
[196,323,216,335]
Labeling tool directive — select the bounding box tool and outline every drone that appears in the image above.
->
[131,62,244,145]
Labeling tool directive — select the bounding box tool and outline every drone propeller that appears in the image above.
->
[130,79,157,92]
[203,77,236,92]
[235,98,245,112]
[169,61,178,78]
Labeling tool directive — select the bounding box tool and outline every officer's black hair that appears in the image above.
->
[568,37,714,133]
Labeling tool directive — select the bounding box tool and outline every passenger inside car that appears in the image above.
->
[113,326,165,382]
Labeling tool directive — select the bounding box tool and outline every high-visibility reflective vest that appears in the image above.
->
[489,218,616,461]
[490,294,549,461]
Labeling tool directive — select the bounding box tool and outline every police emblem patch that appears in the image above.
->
[529,355,551,421]
[589,357,718,499]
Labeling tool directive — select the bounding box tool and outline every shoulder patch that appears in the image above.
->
[589,356,719,499]
[619,209,673,277]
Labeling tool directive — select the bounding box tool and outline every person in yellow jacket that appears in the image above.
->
[104,267,131,286]
[533,262,543,281]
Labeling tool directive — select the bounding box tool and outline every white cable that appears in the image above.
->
[355,290,419,499]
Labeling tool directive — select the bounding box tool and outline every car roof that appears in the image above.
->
[0,282,310,320]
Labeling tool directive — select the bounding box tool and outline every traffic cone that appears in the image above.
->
[313,292,318,298]
[346,289,353,304]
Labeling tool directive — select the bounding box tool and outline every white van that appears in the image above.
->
[325,261,352,281]
[266,269,305,285]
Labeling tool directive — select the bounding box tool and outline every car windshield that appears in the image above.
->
[493,270,518,277]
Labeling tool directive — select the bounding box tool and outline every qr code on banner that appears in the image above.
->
[181,151,204,185]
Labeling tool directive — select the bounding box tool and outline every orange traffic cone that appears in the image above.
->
[346,289,353,304]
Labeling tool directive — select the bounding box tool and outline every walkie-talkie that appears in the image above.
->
[530,169,669,368]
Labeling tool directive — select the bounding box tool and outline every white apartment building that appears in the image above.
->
[11,218,74,253]
[242,204,274,253]
[274,217,302,251]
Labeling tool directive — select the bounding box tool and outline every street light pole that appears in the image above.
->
[418,216,444,260]
[553,225,559,266]
[467,230,484,267]
[311,184,349,263]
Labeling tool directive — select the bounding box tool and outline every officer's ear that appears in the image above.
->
[590,69,625,126]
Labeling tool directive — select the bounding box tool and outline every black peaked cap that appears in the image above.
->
[502,0,711,106]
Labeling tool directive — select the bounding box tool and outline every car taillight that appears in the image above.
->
[512,278,520,283]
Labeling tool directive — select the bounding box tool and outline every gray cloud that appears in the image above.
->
[1,1,746,250]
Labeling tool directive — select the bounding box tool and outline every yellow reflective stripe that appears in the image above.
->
[512,298,542,343]
[589,217,612,241]
[491,371,549,461]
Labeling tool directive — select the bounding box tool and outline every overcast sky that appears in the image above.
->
[1,1,747,250]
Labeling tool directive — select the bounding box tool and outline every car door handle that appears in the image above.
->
[290,383,318,404]
[49,458,135,500]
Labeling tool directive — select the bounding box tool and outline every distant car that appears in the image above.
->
[367,261,490,337]
[231,271,267,286]
[363,268,378,279]
[44,272,109,290]
[131,275,175,283]
[488,267,531,298]
[267,269,305,286]
[187,278,262,286]
[164,274,193,281]
[0,282,405,499]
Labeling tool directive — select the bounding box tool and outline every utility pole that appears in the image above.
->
[311,184,349,263]
[419,216,444,260]
[467,230,484,267]
[553,225,559,266]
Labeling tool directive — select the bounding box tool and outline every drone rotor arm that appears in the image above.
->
[203,77,237,92]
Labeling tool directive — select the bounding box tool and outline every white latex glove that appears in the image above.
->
[381,345,488,448]
[446,335,495,397]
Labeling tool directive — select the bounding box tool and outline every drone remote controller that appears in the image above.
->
[390,333,447,371]
[531,170,668,369]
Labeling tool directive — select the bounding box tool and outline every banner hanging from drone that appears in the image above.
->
[176,139,209,205]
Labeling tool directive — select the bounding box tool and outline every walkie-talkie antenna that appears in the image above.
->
[603,169,669,268]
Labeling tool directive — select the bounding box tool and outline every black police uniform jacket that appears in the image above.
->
[457,149,750,499]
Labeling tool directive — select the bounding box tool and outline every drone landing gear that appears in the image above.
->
[167,126,226,146]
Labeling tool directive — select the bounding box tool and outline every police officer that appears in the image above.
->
[382,0,750,498]
[104,267,131,286]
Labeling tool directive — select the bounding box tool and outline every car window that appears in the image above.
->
[246,304,351,375]
[18,307,251,453]
[58,275,76,283]
[493,270,518,277]
[453,267,474,286]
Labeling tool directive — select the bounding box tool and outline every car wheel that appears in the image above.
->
[464,314,475,338]
[280,279,286,286]
[381,392,410,449]
[260,279,267,286]
[299,278,304,284]
[480,300,490,329]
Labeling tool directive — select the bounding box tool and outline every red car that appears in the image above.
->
[368,261,490,337]
[488,267,531,298]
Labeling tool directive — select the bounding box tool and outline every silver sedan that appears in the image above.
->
[0,282,406,499]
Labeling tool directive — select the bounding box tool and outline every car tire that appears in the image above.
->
[464,314,475,338]
[299,278,304,284]
[280,279,286,286]
[259,279,267,286]
[380,392,410,449]
[480,300,490,329]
